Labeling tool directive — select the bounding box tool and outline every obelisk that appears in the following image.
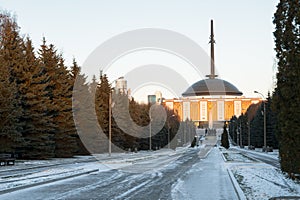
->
[207,19,218,79]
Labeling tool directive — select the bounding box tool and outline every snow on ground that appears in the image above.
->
[173,143,300,200]
[232,146,279,160]
[171,147,239,200]
[232,164,300,199]
[93,146,190,172]
[3,140,299,200]
[221,147,300,200]
[0,146,191,193]
[0,162,109,192]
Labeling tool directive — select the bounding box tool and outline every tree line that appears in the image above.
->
[228,92,278,149]
[0,12,195,159]
[87,73,196,153]
[226,0,300,179]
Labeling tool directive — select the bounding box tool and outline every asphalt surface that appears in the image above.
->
[0,136,246,200]
[0,148,202,200]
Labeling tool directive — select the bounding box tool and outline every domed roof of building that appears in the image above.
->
[182,20,243,97]
[182,78,243,97]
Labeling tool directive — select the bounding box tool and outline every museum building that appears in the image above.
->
[163,20,260,128]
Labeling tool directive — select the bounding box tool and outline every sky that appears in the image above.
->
[0,0,279,101]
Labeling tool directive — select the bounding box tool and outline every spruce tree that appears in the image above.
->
[129,100,151,150]
[0,55,21,152]
[52,56,77,157]
[20,38,56,159]
[221,122,229,149]
[1,13,57,158]
[272,0,300,178]
[266,93,278,149]
[0,16,23,152]
[70,61,91,155]
[95,73,111,150]
[0,13,24,154]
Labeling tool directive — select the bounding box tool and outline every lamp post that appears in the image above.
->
[239,120,242,147]
[109,92,112,156]
[149,110,152,151]
[247,120,251,148]
[254,91,266,152]
[108,79,118,157]
[237,124,240,147]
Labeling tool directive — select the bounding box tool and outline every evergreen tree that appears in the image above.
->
[246,103,261,147]
[111,92,137,151]
[0,14,23,152]
[251,103,264,147]
[229,116,238,145]
[20,38,56,158]
[71,61,91,155]
[221,122,229,149]
[1,13,56,158]
[272,0,300,178]
[93,73,112,153]
[266,93,278,149]
[238,114,248,147]
[0,13,24,153]
[0,55,21,152]
[95,73,111,137]
[52,56,77,157]
[129,101,151,150]
[89,74,98,94]
[190,137,197,148]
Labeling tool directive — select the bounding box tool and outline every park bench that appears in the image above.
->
[0,153,15,166]
[248,145,255,150]
[263,146,273,152]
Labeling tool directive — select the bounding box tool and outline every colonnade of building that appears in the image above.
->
[163,97,260,128]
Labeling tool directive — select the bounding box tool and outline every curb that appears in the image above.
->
[0,158,97,174]
[203,147,213,159]
[219,147,246,200]
[227,168,247,200]
[220,151,227,162]
[0,169,99,195]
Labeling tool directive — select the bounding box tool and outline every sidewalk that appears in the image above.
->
[198,135,217,158]
[172,147,240,200]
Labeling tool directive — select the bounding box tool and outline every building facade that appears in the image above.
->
[163,96,260,128]
[163,20,261,128]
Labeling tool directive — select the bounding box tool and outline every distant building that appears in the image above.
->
[163,20,261,128]
[115,77,127,94]
[148,95,157,105]
[155,91,162,103]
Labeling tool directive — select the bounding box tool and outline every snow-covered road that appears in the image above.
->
[1,135,299,200]
[0,148,205,200]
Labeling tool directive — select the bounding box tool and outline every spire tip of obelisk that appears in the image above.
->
[206,19,218,79]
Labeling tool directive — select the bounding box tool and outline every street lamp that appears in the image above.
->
[149,110,152,151]
[108,79,118,157]
[109,92,112,156]
[254,91,267,152]
[239,120,242,147]
[237,124,240,147]
[108,90,116,157]
[247,120,251,148]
